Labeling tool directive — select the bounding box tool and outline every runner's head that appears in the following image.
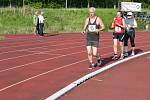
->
[127,12,133,19]
[41,11,44,15]
[116,11,122,18]
[89,7,96,17]
[35,11,38,15]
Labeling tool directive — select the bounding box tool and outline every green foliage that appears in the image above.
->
[0,8,149,35]
[30,2,43,9]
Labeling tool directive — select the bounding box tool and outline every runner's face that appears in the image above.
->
[116,12,121,17]
[89,10,95,17]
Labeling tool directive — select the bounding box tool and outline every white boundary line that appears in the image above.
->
[0,36,116,49]
[0,45,83,62]
[0,34,149,55]
[0,37,114,55]
[1,33,149,48]
[0,52,114,92]
[45,51,150,100]
[0,40,149,61]
[0,59,88,92]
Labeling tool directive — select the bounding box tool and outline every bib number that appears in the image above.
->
[115,26,121,32]
[88,25,96,32]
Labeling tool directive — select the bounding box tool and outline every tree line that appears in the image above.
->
[0,0,150,8]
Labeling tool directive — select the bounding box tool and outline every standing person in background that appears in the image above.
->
[33,11,39,35]
[38,11,45,36]
[111,11,126,60]
[124,12,137,56]
[82,7,105,69]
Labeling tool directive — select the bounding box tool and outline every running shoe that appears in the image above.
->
[124,52,128,57]
[131,51,135,56]
[88,63,95,69]
[97,58,102,67]
[112,54,118,60]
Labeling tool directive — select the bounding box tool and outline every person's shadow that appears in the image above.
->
[100,49,143,67]
[43,32,60,37]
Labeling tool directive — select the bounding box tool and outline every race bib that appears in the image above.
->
[88,25,96,32]
[115,26,121,32]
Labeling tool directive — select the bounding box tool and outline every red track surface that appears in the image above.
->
[0,32,149,100]
[60,53,150,100]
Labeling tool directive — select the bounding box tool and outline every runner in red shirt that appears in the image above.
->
[111,11,125,60]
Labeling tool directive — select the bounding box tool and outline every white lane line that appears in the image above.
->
[0,35,149,55]
[0,51,85,73]
[46,51,150,100]
[0,59,88,92]
[0,36,116,49]
[0,51,114,92]
[0,41,83,55]
[0,45,83,62]
[0,42,150,73]
[0,38,117,61]
[92,78,103,82]
[0,42,149,93]
[3,32,150,45]
[0,45,113,73]
[0,38,149,61]
[37,52,63,55]
[0,38,81,49]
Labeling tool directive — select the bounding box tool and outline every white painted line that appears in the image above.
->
[0,39,149,62]
[0,59,88,92]
[0,41,83,55]
[92,78,103,82]
[0,51,85,73]
[0,51,114,92]
[0,45,113,73]
[0,43,149,73]
[46,51,150,100]
[0,45,83,62]
[0,36,149,56]
[0,38,81,49]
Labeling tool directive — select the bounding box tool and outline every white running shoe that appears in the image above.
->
[131,51,135,56]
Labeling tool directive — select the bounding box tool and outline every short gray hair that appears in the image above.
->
[89,7,96,12]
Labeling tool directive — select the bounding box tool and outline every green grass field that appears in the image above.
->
[0,8,149,35]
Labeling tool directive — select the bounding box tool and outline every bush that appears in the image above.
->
[30,2,42,9]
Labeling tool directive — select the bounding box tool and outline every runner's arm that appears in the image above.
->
[111,18,115,29]
[97,17,105,31]
[82,18,89,34]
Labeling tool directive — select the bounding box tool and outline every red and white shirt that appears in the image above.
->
[113,17,125,34]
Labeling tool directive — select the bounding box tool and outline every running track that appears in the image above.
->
[0,32,149,100]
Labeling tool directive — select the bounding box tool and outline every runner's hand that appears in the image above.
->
[81,30,86,35]
[116,23,121,27]
[95,29,100,34]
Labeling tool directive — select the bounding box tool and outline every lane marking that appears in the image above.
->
[46,51,150,100]
[0,45,83,62]
[0,51,85,73]
[0,45,114,73]
[0,39,149,62]
[0,51,114,92]
[92,78,103,82]
[0,59,88,92]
